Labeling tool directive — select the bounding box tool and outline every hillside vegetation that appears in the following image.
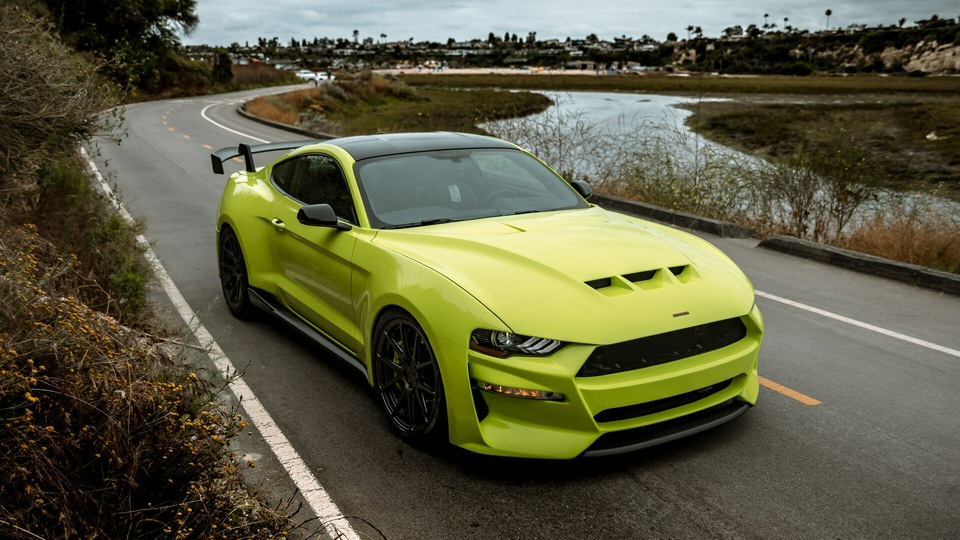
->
[0,8,298,538]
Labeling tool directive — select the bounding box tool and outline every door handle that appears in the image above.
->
[271,218,286,231]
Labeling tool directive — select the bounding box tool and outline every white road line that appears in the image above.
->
[201,101,271,143]
[82,147,360,540]
[756,290,960,359]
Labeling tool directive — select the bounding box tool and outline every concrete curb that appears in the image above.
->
[590,193,960,297]
[237,104,336,140]
[591,194,758,239]
[759,235,960,296]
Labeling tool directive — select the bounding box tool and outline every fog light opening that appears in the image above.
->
[476,380,565,401]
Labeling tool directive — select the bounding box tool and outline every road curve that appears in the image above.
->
[91,86,960,539]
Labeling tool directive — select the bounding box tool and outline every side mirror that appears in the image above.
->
[297,204,352,231]
[570,179,593,200]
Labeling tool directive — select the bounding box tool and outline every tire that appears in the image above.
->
[372,309,447,442]
[219,227,254,319]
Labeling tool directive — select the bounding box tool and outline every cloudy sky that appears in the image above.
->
[180,0,958,46]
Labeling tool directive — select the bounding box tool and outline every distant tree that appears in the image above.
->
[380,33,386,43]
[27,0,199,91]
[213,48,232,83]
[353,29,359,43]
[825,9,833,29]
[898,17,907,28]
[694,26,703,39]
[722,26,742,38]
[686,25,694,40]
[764,13,769,29]
[666,32,678,42]
[784,17,789,32]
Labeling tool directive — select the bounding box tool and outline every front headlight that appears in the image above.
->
[470,329,563,358]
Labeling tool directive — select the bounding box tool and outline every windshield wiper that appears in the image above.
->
[381,218,456,230]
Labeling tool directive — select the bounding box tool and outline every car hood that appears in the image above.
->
[372,207,755,344]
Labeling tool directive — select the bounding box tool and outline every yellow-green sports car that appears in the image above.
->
[212,132,763,459]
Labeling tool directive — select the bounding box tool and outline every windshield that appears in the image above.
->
[355,148,589,229]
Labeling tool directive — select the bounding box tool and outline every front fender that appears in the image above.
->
[351,235,509,448]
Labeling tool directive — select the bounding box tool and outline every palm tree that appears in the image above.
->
[686,25,694,40]
[352,29,359,44]
[898,17,907,28]
[763,13,769,29]
[380,33,387,44]
[784,17,789,32]
[825,9,832,29]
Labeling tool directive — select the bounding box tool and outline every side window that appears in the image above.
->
[271,154,356,223]
[271,158,297,194]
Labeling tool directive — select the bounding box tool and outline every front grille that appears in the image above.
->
[593,378,733,423]
[577,317,747,377]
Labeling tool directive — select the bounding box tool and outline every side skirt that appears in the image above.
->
[249,288,368,377]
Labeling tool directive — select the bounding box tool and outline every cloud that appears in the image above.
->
[181,0,959,46]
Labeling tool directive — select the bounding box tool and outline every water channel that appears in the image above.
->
[482,90,960,234]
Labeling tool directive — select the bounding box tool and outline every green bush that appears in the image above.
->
[0,226,293,538]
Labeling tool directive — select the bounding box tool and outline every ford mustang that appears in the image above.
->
[211,132,763,459]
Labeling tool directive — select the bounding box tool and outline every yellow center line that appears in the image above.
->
[182,134,191,140]
[759,376,822,406]
[202,144,213,150]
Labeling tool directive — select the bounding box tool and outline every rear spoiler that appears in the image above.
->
[211,140,324,175]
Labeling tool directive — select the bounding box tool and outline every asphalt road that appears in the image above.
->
[92,86,960,539]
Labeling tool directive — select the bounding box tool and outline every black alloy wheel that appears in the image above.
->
[219,228,253,318]
[373,309,446,440]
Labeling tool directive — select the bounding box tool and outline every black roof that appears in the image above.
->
[329,132,516,161]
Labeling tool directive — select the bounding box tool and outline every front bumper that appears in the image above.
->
[441,307,763,459]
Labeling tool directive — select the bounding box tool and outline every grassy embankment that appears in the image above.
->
[396,71,960,95]
[1,12,305,537]
[248,71,959,274]
[245,71,552,136]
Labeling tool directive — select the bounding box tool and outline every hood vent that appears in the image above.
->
[585,277,612,290]
[584,265,697,296]
[623,270,657,283]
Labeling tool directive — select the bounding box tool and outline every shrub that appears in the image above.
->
[0,226,296,538]
[35,157,154,325]
[0,8,122,220]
